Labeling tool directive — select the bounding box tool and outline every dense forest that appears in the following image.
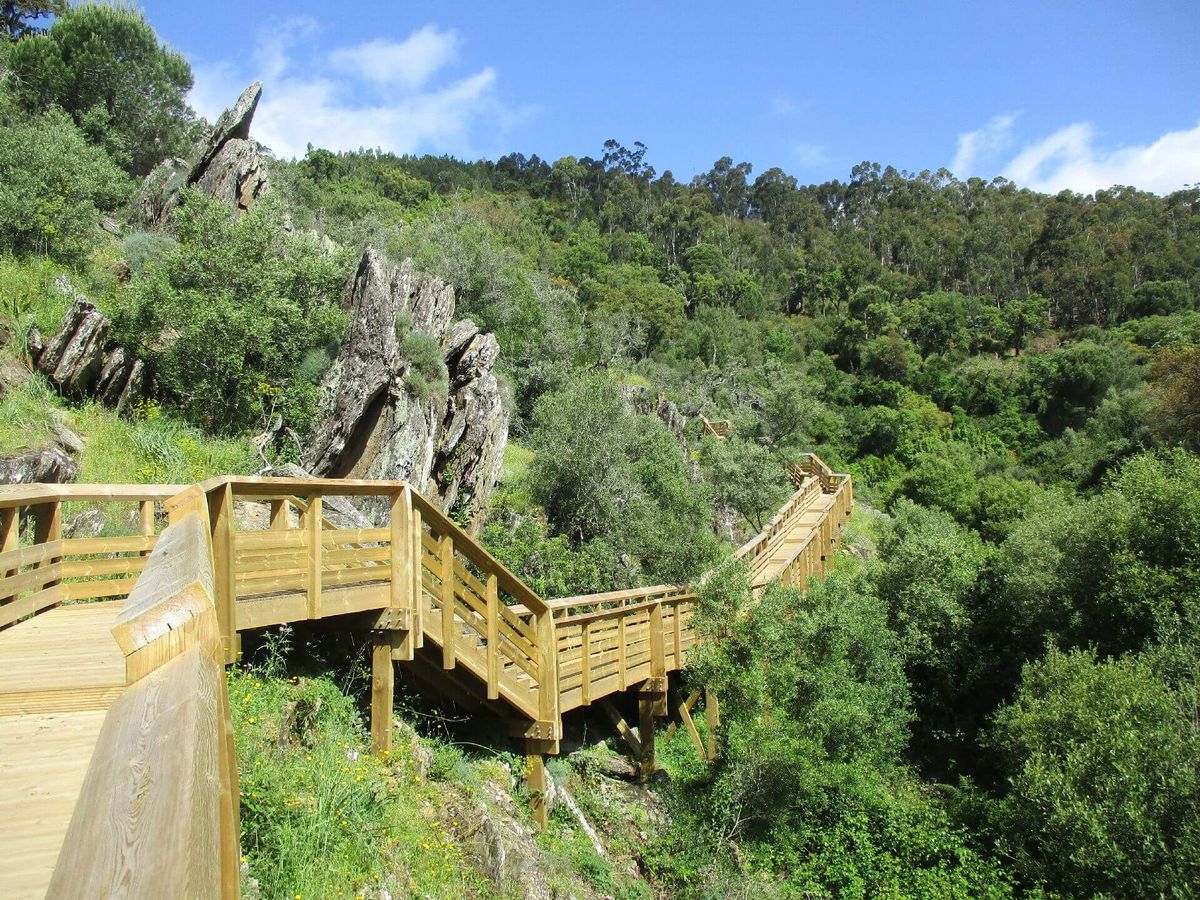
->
[2,5,1199,898]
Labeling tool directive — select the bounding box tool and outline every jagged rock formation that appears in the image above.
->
[134,82,270,227]
[302,249,508,528]
[29,279,144,414]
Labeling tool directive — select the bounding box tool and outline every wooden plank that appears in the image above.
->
[0,585,64,629]
[617,615,627,689]
[678,692,707,760]
[580,619,592,706]
[0,506,18,585]
[664,689,700,742]
[59,556,146,580]
[638,694,656,781]
[62,535,155,557]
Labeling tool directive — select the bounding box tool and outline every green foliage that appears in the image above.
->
[671,565,1010,897]
[529,373,720,583]
[1128,279,1193,319]
[395,313,449,401]
[229,655,495,898]
[992,648,1200,897]
[121,230,177,274]
[0,101,129,262]
[1,0,66,39]
[114,191,348,434]
[699,434,791,531]
[5,4,196,175]
[481,512,619,598]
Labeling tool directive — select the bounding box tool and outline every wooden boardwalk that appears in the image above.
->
[0,454,851,898]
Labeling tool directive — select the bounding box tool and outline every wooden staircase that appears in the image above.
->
[0,455,852,899]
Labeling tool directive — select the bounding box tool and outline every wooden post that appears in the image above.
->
[705,688,720,759]
[390,488,414,661]
[1,506,18,600]
[638,692,656,780]
[580,619,592,706]
[617,615,627,690]
[526,738,552,829]
[305,495,323,619]
[216,671,241,900]
[439,533,455,669]
[207,484,238,664]
[486,574,499,700]
[648,600,666,715]
[535,606,560,732]
[33,501,62,593]
[371,630,397,754]
[411,505,424,648]
[268,498,289,530]
[139,500,155,557]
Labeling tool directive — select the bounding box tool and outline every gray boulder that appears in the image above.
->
[0,445,78,485]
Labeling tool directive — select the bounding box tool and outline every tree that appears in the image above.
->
[1149,344,1200,451]
[0,102,128,261]
[1128,279,1193,319]
[1,0,65,39]
[6,4,196,175]
[993,648,1200,897]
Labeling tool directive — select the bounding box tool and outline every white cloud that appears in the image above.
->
[189,19,523,160]
[952,112,1019,177]
[328,26,459,88]
[1003,121,1200,195]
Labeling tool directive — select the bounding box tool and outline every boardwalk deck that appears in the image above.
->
[0,602,126,899]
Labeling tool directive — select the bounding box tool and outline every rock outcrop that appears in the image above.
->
[30,278,144,414]
[134,82,270,227]
[302,249,508,528]
[0,445,78,486]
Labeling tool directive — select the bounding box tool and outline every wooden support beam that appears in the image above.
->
[526,738,553,830]
[600,699,642,757]
[638,693,657,781]
[269,498,289,530]
[664,689,700,742]
[371,630,397,754]
[677,692,707,760]
[648,600,667,716]
[580,619,592,706]
[616,615,627,690]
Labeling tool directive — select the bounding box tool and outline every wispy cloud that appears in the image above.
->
[792,141,828,167]
[190,19,528,160]
[1003,121,1200,195]
[327,26,459,89]
[952,112,1019,178]
[954,112,1200,195]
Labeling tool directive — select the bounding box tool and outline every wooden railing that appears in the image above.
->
[0,484,184,630]
[700,415,732,438]
[5,458,851,891]
[46,499,240,899]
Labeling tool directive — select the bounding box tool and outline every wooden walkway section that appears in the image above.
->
[0,453,851,898]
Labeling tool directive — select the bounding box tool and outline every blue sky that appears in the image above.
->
[141,0,1200,195]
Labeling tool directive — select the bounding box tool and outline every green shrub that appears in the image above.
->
[121,230,177,274]
[114,191,349,434]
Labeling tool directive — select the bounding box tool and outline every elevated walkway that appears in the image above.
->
[0,453,851,898]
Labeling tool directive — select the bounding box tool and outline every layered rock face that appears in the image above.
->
[134,82,270,227]
[302,249,508,528]
[30,278,143,414]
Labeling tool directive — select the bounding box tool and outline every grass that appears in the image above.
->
[230,631,498,899]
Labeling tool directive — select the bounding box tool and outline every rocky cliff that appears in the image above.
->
[302,249,508,528]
